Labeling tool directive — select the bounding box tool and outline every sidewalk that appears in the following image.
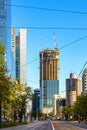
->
[61,120,87,129]
[0,121,33,130]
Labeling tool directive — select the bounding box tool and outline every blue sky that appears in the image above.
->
[12,0,87,97]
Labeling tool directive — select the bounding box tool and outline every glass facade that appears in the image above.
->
[11,29,27,84]
[0,0,15,77]
[40,49,59,112]
[40,80,59,110]
[0,0,6,45]
[57,99,66,106]
[32,89,40,112]
[15,36,20,81]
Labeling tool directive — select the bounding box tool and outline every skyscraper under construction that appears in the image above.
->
[40,48,59,113]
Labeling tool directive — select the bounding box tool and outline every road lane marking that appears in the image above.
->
[51,121,55,130]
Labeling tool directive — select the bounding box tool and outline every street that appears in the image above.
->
[0,120,53,130]
[52,121,87,130]
[1,120,87,130]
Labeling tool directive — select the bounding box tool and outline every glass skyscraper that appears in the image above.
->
[11,28,27,85]
[40,49,59,113]
[0,0,15,77]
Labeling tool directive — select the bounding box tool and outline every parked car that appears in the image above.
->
[1,118,9,122]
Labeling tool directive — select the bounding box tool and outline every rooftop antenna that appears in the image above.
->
[54,32,58,50]
[41,33,44,51]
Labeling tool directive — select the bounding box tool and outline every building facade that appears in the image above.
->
[0,0,15,77]
[66,73,81,106]
[56,98,66,119]
[15,35,20,81]
[11,28,16,62]
[11,28,27,85]
[40,49,59,113]
[53,94,62,116]
[20,29,27,85]
[53,94,66,119]
[32,89,40,112]
[82,68,87,94]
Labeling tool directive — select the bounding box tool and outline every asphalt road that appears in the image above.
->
[1,120,87,130]
[0,120,53,130]
[52,121,87,130]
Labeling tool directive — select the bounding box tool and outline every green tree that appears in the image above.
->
[15,86,33,122]
[0,42,13,126]
[73,94,87,122]
[31,111,44,120]
[63,106,73,120]
[10,81,25,122]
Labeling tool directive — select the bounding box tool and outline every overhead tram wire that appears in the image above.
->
[1,26,87,30]
[59,35,87,50]
[72,61,87,93]
[15,62,87,85]
[11,34,87,69]
[2,3,87,15]
[10,37,87,85]
[77,61,87,78]
[19,58,38,68]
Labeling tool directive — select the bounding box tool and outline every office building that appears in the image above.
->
[40,49,59,113]
[53,94,66,118]
[0,0,15,77]
[20,29,27,85]
[32,89,40,112]
[11,28,16,62]
[11,28,27,85]
[82,68,87,94]
[56,98,66,119]
[66,73,81,106]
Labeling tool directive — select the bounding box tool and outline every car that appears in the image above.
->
[1,118,9,122]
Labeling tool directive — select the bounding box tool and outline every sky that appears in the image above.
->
[11,0,87,97]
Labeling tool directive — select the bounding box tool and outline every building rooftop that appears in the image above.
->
[70,73,77,79]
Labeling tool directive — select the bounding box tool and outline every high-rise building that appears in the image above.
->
[20,29,27,85]
[82,68,87,94]
[11,28,27,85]
[0,0,15,77]
[40,49,59,113]
[66,73,81,106]
[32,89,40,113]
[11,28,16,62]
[15,35,20,81]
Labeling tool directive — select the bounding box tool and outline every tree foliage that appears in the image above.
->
[0,42,13,103]
[0,42,33,124]
[73,94,87,120]
[0,42,5,67]
[0,42,13,125]
[17,86,33,121]
[63,106,73,120]
[12,84,33,122]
